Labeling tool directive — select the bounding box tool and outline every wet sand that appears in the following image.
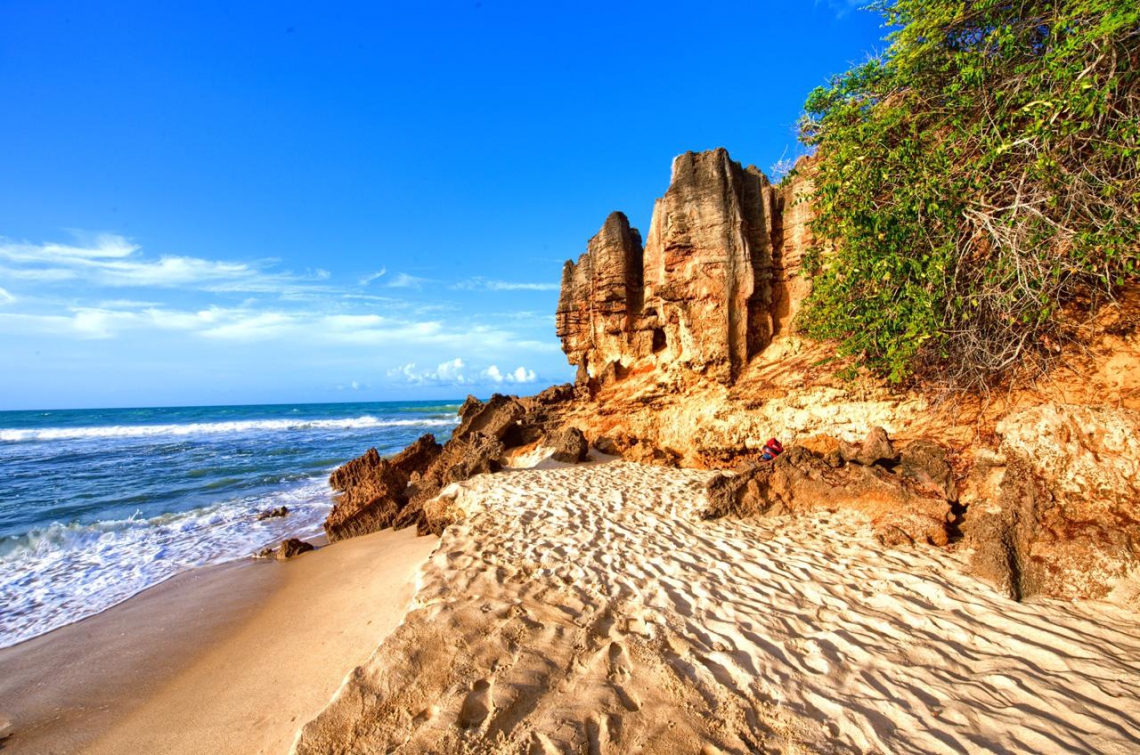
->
[0,526,435,755]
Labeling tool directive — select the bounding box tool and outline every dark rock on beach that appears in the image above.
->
[255,538,316,560]
[549,426,588,463]
[256,506,289,521]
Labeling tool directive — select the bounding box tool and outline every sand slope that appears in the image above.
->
[295,460,1140,754]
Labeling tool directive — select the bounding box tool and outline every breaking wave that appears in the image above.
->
[0,415,457,443]
[0,477,333,649]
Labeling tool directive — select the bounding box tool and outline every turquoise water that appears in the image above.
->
[0,401,459,648]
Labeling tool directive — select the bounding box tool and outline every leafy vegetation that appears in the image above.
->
[799,0,1140,387]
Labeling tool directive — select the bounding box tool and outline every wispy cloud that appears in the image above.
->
[0,303,559,355]
[0,233,317,292]
[454,276,560,292]
[386,272,429,290]
[0,286,14,304]
[359,268,387,286]
[817,0,864,18]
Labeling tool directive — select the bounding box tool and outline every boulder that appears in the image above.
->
[387,433,506,535]
[277,538,315,560]
[962,403,1140,600]
[839,426,899,466]
[324,451,409,542]
[705,440,953,546]
[549,426,588,463]
[254,538,316,560]
[256,506,289,521]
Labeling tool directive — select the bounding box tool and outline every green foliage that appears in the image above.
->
[800,0,1140,387]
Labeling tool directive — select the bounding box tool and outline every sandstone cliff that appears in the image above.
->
[557,148,816,388]
[548,148,1140,604]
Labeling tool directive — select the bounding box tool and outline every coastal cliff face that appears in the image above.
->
[547,147,1140,603]
[556,148,815,387]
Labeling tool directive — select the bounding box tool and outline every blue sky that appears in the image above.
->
[0,0,885,410]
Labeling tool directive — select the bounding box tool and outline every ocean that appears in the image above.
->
[0,400,460,649]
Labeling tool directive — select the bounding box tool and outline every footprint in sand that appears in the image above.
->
[458,678,494,729]
[587,713,621,755]
[606,641,642,711]
[607,641,632,681]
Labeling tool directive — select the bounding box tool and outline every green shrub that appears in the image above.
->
[800,0,1140,387]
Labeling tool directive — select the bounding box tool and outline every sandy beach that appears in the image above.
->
[0,526,435,755]
[296,458,1140,754]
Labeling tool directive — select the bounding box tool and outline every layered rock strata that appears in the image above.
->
[557,148,816,388]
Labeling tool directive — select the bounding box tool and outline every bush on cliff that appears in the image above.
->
[799,0,1140,387]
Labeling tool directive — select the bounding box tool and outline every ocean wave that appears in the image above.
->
[0,415,458,443]
[0,478,333,649]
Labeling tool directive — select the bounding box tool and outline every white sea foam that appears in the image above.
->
[0,415,457,443]
[0,477,333,649]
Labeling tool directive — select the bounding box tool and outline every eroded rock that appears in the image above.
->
[839,426,899,466]
[556,150,818,389]
[962,403,1140,600]
[256,506,289,521]
[454,394,526,445]
[705,436,953,546]
[324,450,409,542]
[255,538,316,560]
[389,433,443,480]
[549,426,588,463]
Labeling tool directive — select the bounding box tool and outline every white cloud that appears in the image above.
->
[0,286,14,304]
[455,276,560,292]
[359,268,387,286]
[482,364,538,384]
[0,234,318,292]
[391,358,471,385]
[387,272,428,290]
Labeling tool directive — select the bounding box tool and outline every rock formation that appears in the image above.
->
[704,428,956,547]
[321,393,578,539]
[557,148,817,388]
[254,537,315,560]
[962,403,1140,600]
[548,426,588,463]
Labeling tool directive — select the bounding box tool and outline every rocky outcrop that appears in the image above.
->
[322,395,560,540]
[704,428,955,546]
[389,433,443,479]
[255,506,289,520]
[557,149,817,389]
[325,449,409,542]
[454,393,526,444]
[963,403,1140,601]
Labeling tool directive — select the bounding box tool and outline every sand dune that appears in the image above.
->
[295,459,1140,754]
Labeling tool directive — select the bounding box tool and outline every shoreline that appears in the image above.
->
[0,526,436,755]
